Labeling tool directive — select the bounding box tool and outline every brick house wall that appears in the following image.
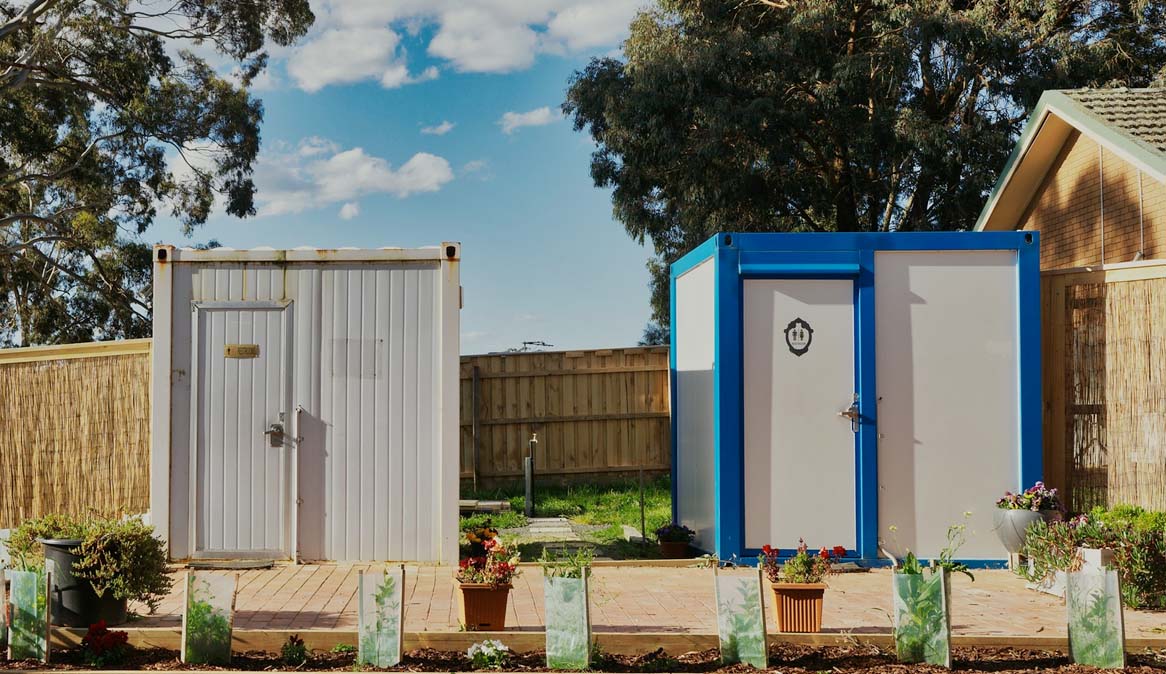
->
[1020,130,1166,269]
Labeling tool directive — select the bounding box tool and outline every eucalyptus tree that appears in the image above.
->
[565,0,1166,328]
[0,0,313,344]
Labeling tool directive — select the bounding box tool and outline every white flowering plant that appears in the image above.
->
[467,639,510,669]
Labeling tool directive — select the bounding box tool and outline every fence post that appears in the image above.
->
[471,365,480,492]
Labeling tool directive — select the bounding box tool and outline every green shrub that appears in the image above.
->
[1091,504,1166,534]
[4,513,171,611]
[281,634,309,666]
[1021,506,1166,610]
[4,513,88,568]
[1020,519,1077,587]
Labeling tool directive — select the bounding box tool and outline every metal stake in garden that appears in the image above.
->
[524,432,539,517]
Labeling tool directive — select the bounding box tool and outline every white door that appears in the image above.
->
[191,302,292,558]
[743,279,857,551]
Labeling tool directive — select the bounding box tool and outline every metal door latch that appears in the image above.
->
[838,395,860,432]
[264,422,285,447]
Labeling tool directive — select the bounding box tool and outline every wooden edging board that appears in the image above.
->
[47,627,1166,656]
[517,558,700,569]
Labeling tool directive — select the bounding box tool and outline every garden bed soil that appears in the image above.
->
[1,644,1164,672]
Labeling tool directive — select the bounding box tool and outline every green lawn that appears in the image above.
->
[460,476,674,559]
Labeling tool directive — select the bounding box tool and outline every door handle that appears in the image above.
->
[838,397,860,432]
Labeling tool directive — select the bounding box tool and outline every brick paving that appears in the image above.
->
[133,564,1166,636]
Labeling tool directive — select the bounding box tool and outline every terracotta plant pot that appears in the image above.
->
[769,582,826,633]
[659,541,691,559]
[456,582,511,631]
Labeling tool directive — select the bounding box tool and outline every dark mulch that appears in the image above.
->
[1,644,1164,672]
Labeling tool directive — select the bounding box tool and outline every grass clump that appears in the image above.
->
[459,510,527,532]
[464,476,672,532]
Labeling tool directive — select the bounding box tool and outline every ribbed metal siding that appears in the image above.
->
[319,265,441,561]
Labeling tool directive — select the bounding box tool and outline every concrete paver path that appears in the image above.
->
[133,564,1166,637]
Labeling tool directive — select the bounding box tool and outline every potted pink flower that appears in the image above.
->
[993,481,1063,554]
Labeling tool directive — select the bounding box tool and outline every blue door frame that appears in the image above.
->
[670,232,1042,566]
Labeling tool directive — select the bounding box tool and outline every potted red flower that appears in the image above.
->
[759,540,841,633]
[455,537,521,630]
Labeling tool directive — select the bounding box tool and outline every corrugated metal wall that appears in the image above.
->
[161,257,455,562]
[316,266,440,561]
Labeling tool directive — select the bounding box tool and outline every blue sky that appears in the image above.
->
[155,1,653,354]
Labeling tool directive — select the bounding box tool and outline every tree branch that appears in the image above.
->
[0,130,129,187]
[0,0,61,41]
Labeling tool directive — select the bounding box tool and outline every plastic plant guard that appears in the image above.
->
[358,566,406,668]
[0,568,6,648]
[1067,566,1125,669]
[181,572,237,665]
[892,569,952,667]
[7,569,49,662]
[714,567,767,669]
[544,573,592,670]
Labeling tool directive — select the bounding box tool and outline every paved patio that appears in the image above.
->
[131,563,1166,636]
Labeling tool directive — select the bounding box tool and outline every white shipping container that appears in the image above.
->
[150,245,460,563]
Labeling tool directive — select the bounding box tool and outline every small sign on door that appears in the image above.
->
[784,317,813,356]
[224,344,260,358]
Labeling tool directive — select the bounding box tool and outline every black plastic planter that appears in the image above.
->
[40,538,128,627]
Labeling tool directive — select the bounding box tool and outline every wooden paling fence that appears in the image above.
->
[0,339,152,528]
[1043,261,1166,513]
[459,347,671,485]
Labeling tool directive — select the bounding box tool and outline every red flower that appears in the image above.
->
[819,547,830,559]
[482,537,498,551]
[761,545,774,555]
[833,545,847,558]
[82,620,128,659]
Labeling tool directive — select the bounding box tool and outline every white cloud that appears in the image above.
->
[421,120,456,135]
[428,6,542,73]
[461,159,491,180]
[546,0,644,51]
[297,136,340,157]
[287,27,438,92]
[499,106,559,134]
[271,0,646,92]
[254,137,454,216]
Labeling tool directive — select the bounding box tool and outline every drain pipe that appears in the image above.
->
[1099,144,1106,264]
[1136,169,1146,261]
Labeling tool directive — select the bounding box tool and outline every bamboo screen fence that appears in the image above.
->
[0,340,152,528]
[459,346,671,486]
[1044,262,1166,513]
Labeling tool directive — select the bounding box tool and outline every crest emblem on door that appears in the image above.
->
[784,317,813,356]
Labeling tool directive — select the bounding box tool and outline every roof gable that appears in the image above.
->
[975,88,1166,231]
